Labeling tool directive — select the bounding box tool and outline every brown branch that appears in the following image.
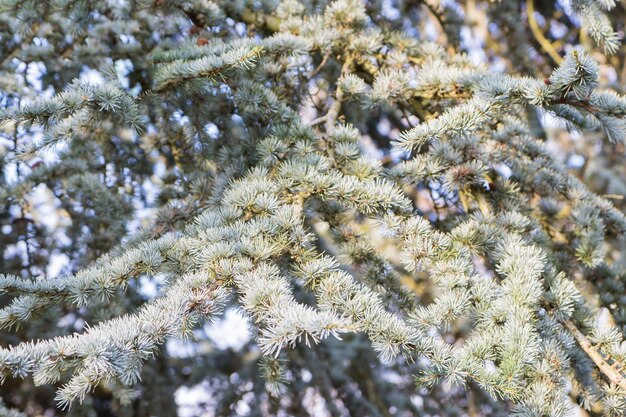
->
[308,52,330,80]
[562,319,626,391]
[324,56,354,134]
[308,115,327,126]
[526,0,563,65]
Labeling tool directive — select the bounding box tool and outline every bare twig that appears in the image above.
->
[324,56,354,134]
[308,115,328,126]
[526,0,563,65]
[308,52,330,80]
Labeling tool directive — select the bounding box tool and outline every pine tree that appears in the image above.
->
[1,1,626,416]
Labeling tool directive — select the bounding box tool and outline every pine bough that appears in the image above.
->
[1,1,626,416]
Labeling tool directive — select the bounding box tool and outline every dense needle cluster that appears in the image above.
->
[2,1,626,416]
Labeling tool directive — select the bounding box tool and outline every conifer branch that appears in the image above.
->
[2,1,626,415]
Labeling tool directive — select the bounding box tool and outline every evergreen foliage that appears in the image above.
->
[1,1,626,416]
